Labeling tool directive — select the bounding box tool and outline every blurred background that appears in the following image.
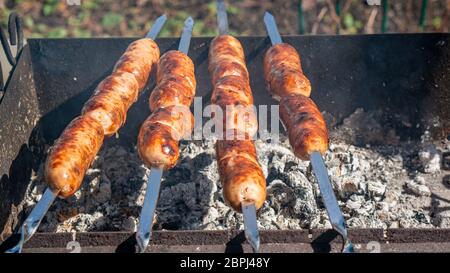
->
[0,0,449,38]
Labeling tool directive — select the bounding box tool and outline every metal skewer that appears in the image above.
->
[146,14,167,39]
[217,0,229,35]
[216,0,261,253]
[135,16,194,253]
[6,188,59,253]
[242,201,260,253]
[6,14,167,254]
[263,11,354,253]
[136,166,163,253]
[310,152,354,253]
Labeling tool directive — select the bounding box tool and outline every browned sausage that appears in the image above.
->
[156,50,196,90]
[45,115,104,198]
[263,43,311,100]
[114,38,160,89]
[82,71,138,136]
[211,75,253,105]
[211,75,257,138]
[46,39,160,199]
[208,35,249,86]
[149,78,194,112]
[138,106,194,170]
[83,38,160,136]
[279,94,329,160]
[149,50,196,111]
[209,35,266,211]
[216,139,266,211]
[138,50,196,170]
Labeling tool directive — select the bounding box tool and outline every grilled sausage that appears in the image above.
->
[156,50,196,90]
[138,50,196,170]
[45,115,104,198]
[45,39,160,199]
[114,38,160,89]
[82,71,139,136]
[209,35,266,212]
[216,139,266,211]
[83,38,160,136]
[208,35,249,86]
[211,75,253,105]
[211,75,257,138]
[263,43,311,100]
[138,106,194,170]
[279,94,329,160]
[149,51,196,111]
[210,61,249,87]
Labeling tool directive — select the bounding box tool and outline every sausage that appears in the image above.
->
[149,51,196,111]
[45,115,104,198]
[210,102,258,140]
[114,38,160,89]
[209,35,246,65]
[83,38,160,136]
[209,35,266,212]
[211,75,253,106]
[211,75,257,138]
[156,50,196,90]
[263,43,311,100]
[208,35,249,86]
[82,71,139,136]
[279,94,329,160]
[46,39,160,199]
[149,78,194,111]
[138,106,194,170]
[216,139,266,211]
[210,61,249,87]
[138,50,196,170]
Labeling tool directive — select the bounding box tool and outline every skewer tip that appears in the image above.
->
[263,11,273,19]
[185,16,194,25]
[146,14,167,39]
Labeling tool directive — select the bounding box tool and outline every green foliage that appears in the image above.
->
[47,27,68,38]
[73,28,92,38]
[343,13,362,34]
[43,0,59,16]
[83,0,100,10]
[0,1,446,39]
[432,16,442,30]
[102,12,124,28]
[193,21,216,36]
[0,8,10,26]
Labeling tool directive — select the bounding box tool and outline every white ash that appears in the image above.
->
[418,144,441,173]
[21,108,450,232]
[405,176,431,197]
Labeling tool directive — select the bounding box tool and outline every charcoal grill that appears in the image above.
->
[0,34,449,252]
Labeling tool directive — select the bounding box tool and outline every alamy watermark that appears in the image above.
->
[162,97,281,142]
